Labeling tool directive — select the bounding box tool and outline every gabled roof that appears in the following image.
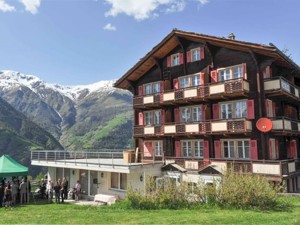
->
[198,165,222,175]
[115,29,300,90]
[162,163,187,172]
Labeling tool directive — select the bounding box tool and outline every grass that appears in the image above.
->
[0,197,299,224]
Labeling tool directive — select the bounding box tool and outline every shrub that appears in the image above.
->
[217,168,280,209]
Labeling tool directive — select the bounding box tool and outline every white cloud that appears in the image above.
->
[19,0,41,14]
[103,23,117,31]
[0,0,15,12]
[197,0,209,5]
[105,0,185,21]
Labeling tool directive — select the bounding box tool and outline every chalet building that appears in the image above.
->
[115,29,300,193]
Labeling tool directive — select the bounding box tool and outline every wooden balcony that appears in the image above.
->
[264,77,300,104]
[133,78,249,108]
[164,157,300,178]
[271,117,300,135]
[134,118,252,137]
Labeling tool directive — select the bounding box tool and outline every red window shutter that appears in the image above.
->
[200,72,205,85]
[144,142,153,157]
[272,101,276,117]
[269,67,273,77]
[186,51,191,63]
[247,99,255,119]
[287,141,291,158]
[212,104,220,120]
[175,141,181,157]
[167,56,171,67]
[210,70,218,83]
[275,140,279,159]
[250,140,258,160]
[203,140,209,159]
[266,100,270,117]
[179,53,184,64]
[138,112,144,125]
[161,109,165,125]
[173,78,179,90]
[174,108,180,123]
[138,86,143,96]
[202,105,206,121]
[290,140,297,158]
[200,47,205,60]
[242,63,247,79]
[214,140,221,158]
[269,139,273,160]
[160,81,164,93]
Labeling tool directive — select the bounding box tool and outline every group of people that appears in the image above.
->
[45,177,69,204]
[0,177,31,208]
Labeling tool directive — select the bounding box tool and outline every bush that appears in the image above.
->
[126,169,281,210]
[217,168,280,209]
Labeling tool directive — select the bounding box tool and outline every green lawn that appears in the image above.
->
[1,197,300,224]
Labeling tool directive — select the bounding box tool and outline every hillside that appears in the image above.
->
[0,70,133,151]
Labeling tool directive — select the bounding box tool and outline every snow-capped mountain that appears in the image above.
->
[0,70,117,101]
[0,70,133,150]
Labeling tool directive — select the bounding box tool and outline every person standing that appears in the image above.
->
[19,179,27,205]
[75,180,81,201]
[4,183,12,208]
[53,181,61,204]
[62,177,68,201]
[0,180,5,207]
[11,180,18,205]
[46,180,54,203]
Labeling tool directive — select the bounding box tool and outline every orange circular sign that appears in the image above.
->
[256,118,273,132]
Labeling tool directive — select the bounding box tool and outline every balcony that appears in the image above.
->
[271,117,300,135]
[164,157,300,178]
[134,118,252,137]
[133,78,249,108]
[264,77,300,104]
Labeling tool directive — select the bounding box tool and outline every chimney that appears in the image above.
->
[228,33,235,40]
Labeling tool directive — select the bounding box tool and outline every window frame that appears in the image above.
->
[154,140,163,156]
[191,47,201,62]
[144,110,161,126]
[179,73,201,89]
[171,53,180,66]
[110,172,127,191]
[220,100,247,119]
[221,139,250,159]
[217,64,244,82]
[143,81,161,96]
[180,105,203,123]
[181,139,204,158]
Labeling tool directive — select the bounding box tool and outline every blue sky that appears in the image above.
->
[0,0,300,85]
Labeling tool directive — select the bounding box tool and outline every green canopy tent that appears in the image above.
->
[0,155,28,178]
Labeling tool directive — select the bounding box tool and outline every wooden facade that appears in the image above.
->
[115,29,300,192]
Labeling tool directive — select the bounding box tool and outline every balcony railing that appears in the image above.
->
[271,117,300,134]
[164,157,300,177]
[134,118,252,137]
[133,78,249,108]
[264,77,300,102]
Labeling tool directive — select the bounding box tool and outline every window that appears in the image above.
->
[172,54,180,66]
[191,48,200,62]
[180,105,203,123]
[182,141,192,157]
[218,64,244,81]
[111,173,127,190]
[144,110,161,125]
[220,100,247,119]
[281,80,290,93]
[181,140,203,158]
[222,139,250,159]
[154,141,163,156]
[179,73,201,89]
[143,82,160,95]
